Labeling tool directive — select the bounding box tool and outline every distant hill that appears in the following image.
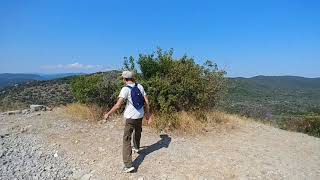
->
[0,73,85,89]
[0,71,119,112]
[234,76,320,90]
[0,73,43,88]
[222,76,320,119]
[39,73,86,80]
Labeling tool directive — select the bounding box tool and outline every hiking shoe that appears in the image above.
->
[132,147,139,154]
[122,166,135,173]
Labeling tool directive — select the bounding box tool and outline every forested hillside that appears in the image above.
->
[222,76,320,118]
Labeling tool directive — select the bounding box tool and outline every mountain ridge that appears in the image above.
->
[0,73,86,88]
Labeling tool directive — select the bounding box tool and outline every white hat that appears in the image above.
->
[122,71,134,78]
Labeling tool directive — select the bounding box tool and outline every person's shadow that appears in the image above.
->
[133,134,171,171]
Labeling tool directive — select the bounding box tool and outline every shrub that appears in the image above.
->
[150,110,238,133]
[70,48,227,131]
[71,73,120,108]
[125,48,227,113]
[279,114,320,137]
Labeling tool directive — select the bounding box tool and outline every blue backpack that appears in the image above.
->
[127,83,145,110]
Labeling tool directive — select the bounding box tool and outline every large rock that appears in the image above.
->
[30,105,46,112]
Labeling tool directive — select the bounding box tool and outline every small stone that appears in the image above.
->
[98,147,105,152]
[54,152,58,158]
[22,109,30,114]
[37,151,43,157]
[0,133,9,138]
[100,119,107,124]
[80,173,92,180]
[198,176,208,180]
[138,177,144,180]
[20,125,32,133]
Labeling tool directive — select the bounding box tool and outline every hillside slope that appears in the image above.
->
[1,109,319,179]
[0,71,120,112]
[0,77,75,111]
[2,74,319,115]
[223,76,320,119]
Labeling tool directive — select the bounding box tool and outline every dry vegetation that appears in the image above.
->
[62,103,106,121]
[149,110,244,134]
[62,103,244,135]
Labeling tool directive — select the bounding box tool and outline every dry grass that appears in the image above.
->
[63,103,106,121]
[61,103,247,134]
[177,111,205,133]
[205,110,247,132]
[150,110,245,134]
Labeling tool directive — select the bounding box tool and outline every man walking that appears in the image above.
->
[104,71,151,173]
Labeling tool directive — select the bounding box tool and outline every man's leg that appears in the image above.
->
[123,119,134,167]
[133,118,143,149]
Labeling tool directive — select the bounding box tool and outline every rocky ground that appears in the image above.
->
[1,108,320,180]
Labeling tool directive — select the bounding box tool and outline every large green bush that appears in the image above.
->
[71,72,120,107]
[71,48,227,130]
[124,48,227,113]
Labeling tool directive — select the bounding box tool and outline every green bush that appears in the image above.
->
[125,48,227,113]
[71,48,227,130]
[71,73,119,107]
[279,114,320,137]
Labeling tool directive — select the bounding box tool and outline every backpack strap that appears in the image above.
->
[126,85,132,89]
[126,83,138,89]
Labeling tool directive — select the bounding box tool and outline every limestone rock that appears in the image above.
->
[22,109,30,114]
[54,152,58,158]
[30,105,46,112]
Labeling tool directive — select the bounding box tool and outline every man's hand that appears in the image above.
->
[145,112,153,125]
[104,98,124,120]
[104,113,110,120]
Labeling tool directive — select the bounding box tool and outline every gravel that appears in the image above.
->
[0,133,74,180]
[1,109,320,179]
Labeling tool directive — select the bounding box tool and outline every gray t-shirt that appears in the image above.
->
[118,83,146,119]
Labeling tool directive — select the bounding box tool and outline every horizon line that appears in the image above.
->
[0,71,319,79]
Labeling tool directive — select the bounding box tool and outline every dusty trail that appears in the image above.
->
[1,109,320,179]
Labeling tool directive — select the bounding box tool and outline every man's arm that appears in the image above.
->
[144,96,152,123]
[104,98,124,119]
[144,96,150,114]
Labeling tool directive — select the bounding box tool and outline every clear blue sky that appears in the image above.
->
[0,0,319,77]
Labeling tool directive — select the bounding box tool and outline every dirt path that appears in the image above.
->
[1,109,320,179]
